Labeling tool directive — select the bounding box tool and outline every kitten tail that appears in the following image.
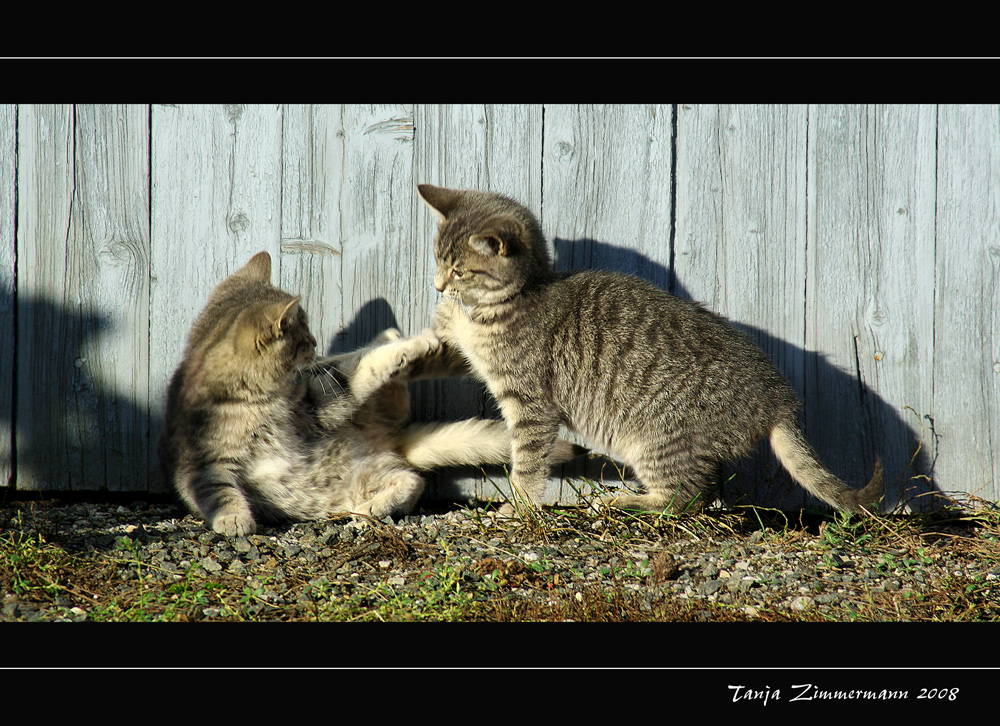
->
[400,419,585,471]
[770,420,883,512]
[400,419,512,470]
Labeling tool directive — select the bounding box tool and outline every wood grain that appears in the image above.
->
[933,104,1000,501]
[0,105,14,487]
[278,104,345,355]
[805,105,941,506]
[676,104,811,506]
[16,104,150,491]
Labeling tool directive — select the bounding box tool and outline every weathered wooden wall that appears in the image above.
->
[1,104,997,511]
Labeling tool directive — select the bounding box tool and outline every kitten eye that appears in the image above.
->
[452,268,464,278]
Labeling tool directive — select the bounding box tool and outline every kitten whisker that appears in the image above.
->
[304,359,348,396]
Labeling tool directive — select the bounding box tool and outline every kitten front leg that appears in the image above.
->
[499,415,562,518]
[185,465,256,536]
[359,378,410,428]
[211,500,257,537]
[349,328,442,403]
[323,328,404,377]
[403,340,471,381]
[312,328,436,431]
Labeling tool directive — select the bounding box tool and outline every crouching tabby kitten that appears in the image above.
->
[158,251,563,536]
[418,184,883,517]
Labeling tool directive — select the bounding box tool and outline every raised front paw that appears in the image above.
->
[403,328,441,357]
[385,329,442,375]
[372,328,403,344]
[350,330,439,402]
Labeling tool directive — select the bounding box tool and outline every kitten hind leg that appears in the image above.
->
[603,454,715,515]
[349,453,425,522]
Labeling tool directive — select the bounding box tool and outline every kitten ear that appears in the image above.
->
[469,233,511,257]
[418,184,462,221]
[270,296,301,338]
[249,297,302,353]
[238,251,272,282]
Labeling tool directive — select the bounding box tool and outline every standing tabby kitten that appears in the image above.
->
[418,184,883,516]
[159,251,527,535]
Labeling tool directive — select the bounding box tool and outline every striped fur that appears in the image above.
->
[418,184,883,516]
[159,251,537,535]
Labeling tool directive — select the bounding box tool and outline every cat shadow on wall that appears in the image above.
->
[551,237,943,513]
[1,291,160,506]
[324,251,944,513]
[326,298,401,356]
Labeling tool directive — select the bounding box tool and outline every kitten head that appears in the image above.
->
[418,184,553,305]
[182,251,317,399]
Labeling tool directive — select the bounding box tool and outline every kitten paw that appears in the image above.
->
[211,509,256,536]
[373,328,403,344]
[497,500,542,520]
[385,329,442,376]
[600,492,703,515]
[405,328,442,358]
[599,492,650,511]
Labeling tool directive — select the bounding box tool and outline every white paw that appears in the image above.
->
[497,499,541,520]
[374,328,403,344]
[386,330,440,373]
[406,328,442,357]
[211,509,256,536]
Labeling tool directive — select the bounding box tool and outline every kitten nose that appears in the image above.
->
[434,272,447,292]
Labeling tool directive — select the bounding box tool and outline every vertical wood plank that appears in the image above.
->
[543,104,674,286]
[16,104,150,491]
[412,104,544,502]
[674,104,811,506]
[150,104,283,488]
[676,105,808,352]
[412,104,489,427]
[934,104,1000,502]
[16,105,74,490]
[278,104,345,355]
[806,104,873,491]
[541,104,675,502]
[0,105,14,487]
[335,105,416,346]
[806,105,938,509]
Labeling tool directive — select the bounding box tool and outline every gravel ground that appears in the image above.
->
[3,494,1000,627]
